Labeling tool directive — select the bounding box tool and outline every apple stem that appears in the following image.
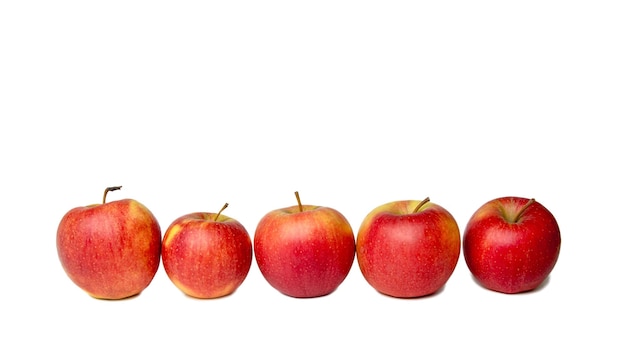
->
[215,203,229,221]
[295,191,303,212]
[412,197,431,213]
[102,186,122,204]
[514,198,535,223]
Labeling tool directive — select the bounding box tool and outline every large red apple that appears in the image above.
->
[463,196,561,294]
[356,198,461,298]
[161,203,253,299]
[56,186,162,300]
[253,192,356,298]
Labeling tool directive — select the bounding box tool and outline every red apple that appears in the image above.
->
[161,203,253,299]
[253,192,356,298]
[463,196,561,294]
[356,198,461,298]
[56,186,162,300]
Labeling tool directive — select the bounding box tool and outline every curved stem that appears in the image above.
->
[103,186,122,204]
[412,197,430,213]
[215,203,229,221]
[294,191,303,212]
[514,198,535,223]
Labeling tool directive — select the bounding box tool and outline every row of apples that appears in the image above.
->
[56,187,561,300]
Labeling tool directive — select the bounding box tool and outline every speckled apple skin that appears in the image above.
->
[162,212,252,299]
[463,197,561,294]
[356,200,460,298]
[57,199,161,300]
[254,205,356,298]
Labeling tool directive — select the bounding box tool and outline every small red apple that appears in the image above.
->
[56,186,162,300]
[253,192,356,298]
[463,196,561,294]
[356,197,461,298]
[161,203,253,299]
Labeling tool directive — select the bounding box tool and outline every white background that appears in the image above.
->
[1,1,624,337]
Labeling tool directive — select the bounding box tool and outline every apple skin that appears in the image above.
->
[161,211,253,299]
[56,198,162,300]
[253,204,356,298]
[356,199,461,298]
[463,196,561,294]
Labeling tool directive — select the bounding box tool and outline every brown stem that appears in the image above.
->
[514,198,535,223]
[215,203,229,221]
[294,191,303,212]
[102,186,122,204]
[412,197,431,213]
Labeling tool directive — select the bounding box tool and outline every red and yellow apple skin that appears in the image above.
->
[463,197,561,294]
[56,198,162,300]
[253,205,356,298]
[161,212,252,299]
[356,199,461,298]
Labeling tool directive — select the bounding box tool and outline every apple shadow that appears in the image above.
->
[274,286,344,299]
[469,274,552,295]
[92,293,141,302]
[374,284,447,300]
[180,291,238,301]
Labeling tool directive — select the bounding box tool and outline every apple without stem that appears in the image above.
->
[463,196,561,294]
[253,192,356,298]
[356,198,461,298]
[56,186,162,300]
[161,203,253,299]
